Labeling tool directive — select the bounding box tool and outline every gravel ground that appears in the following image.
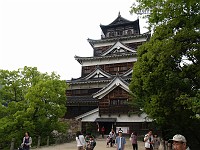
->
[36,138,147,150]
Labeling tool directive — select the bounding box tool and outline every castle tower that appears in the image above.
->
[66,13,151,135]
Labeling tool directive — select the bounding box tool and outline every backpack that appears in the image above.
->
[143,135,145,142]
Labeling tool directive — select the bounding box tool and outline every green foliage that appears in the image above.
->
[0,66,68,149]
[130,0,200,148]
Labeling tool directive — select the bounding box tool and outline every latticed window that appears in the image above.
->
[116,30,123,36]
[108,31,115,37]
[127,29,132,35]
[110,99,127,106]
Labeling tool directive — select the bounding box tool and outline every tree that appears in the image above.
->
[129,0,200,148]
[0,66,68,149]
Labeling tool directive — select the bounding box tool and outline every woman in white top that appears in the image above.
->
[76,131,86,150]
[144,129,154,150]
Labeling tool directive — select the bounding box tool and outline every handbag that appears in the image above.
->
[18,146,23,150]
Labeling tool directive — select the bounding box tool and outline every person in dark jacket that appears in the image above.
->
[21,132,32,150]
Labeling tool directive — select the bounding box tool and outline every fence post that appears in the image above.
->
[55,136,59,145]
[10,138,15,150]
[47,136,49,146]
[37,136,41,148]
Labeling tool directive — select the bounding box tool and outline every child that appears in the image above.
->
[86,136,96,150]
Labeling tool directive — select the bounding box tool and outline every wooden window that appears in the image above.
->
[108,31,115,37]
[127,30,132,35]
[110,99,127,106]
[73,89,88,95]
[116,30,123,36]
[83,66,91,74]
[119,66,127,71]
[110,99,118,105]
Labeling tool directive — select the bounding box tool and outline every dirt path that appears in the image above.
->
[36,138,145,150]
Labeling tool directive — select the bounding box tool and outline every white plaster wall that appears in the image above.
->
[93,37,147,48]
[81,57,137,66]
[79,111,151,123]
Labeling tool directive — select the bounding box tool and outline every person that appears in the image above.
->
[86,136,96,150]
[85,133,94,143]
[106,135,111,147]
[21,132,32,150]
[153,133,160,150]
[101,126,105,138]
[144,129,154,150]
[76,131,86,150]
[118,128,123,133]
[170,134,187,150]
[116,130,126,150]
[130,131,138,150]
[109,128,116,147]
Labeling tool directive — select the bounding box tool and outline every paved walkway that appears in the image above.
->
[36,138,146,150]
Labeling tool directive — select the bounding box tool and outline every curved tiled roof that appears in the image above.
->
[75,53,136,64]
[69,77,112,84]
[67,73,132,85]
[122,68,133,77]
[101,12,133,27]
[100,12,139,35]
[93,75,130,99]
[87,31,150,45]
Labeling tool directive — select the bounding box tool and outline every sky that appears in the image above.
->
[0,0,148,80]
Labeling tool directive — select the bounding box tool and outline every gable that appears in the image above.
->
[108,12,131,26]
[83,67,112,80]
[93,76,129,99]
[101,41,136,56]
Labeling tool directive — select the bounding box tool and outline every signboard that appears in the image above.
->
[116,127,129,134]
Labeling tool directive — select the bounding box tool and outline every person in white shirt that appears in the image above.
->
[76,131,86,150]
[144,129,154,150]
[109,128,116,147]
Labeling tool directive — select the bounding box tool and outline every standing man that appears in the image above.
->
[101,126,105,139]
[116,130,126,150]
[144,129,154,150]
[171,134,187,150]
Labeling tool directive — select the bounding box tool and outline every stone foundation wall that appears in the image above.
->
[65,119,82,134]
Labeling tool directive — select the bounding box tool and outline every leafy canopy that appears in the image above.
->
[129,0,200,147]
[0,66,68,149]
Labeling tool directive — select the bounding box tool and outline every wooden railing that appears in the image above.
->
[10,133,76,150]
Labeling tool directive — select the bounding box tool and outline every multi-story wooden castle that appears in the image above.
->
[66,12,151,135]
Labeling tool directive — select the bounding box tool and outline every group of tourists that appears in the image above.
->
[76,131,96,150]
[143,129,161,150]
[106,128,116,147]
[143,129,189,150]
[104,127,187,150]
[105,128,126,150]
[18,129,188,150]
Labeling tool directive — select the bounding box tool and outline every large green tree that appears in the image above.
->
[129,0,200,148]
[0,66,68,149]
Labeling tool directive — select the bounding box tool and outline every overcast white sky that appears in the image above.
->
[0,0,148,80]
